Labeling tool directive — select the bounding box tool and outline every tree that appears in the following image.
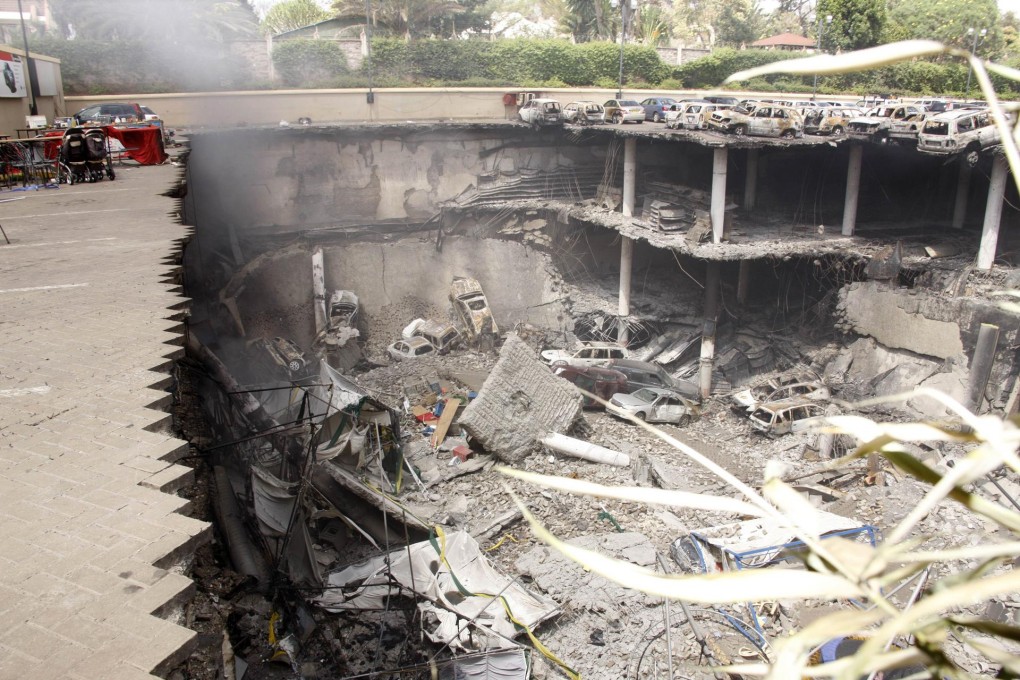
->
[816,0,886,52]
[715,0,765,47]
[261,0,331,35]
[49,0,260,42]
[631,5,671,46]
[561,0,618,42]
[887,0,1002,58]
[330,0,481,39]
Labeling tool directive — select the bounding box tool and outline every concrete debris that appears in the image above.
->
[459,333,584,463]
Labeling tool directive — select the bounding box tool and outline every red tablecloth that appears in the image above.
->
[41,125,167,165]
[104,125,167,165]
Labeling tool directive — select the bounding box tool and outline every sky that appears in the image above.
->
[1001,0,1020,14]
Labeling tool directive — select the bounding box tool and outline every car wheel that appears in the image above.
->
[965,143,981,167]
[733,124,747,136]
[875,132,889,145]
[678,415,692,427]
[780,129,795,139]
[287,359,303,373]
[653,112,662,123]
[831,125,844,136]
[613,112,623,125]
[634,412,646,422]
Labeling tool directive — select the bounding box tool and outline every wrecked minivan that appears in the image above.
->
[748,399,824,436]
[413,320,461,355]
[449,277,498,347]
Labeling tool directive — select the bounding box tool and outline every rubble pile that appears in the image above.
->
[178,228,1020,679]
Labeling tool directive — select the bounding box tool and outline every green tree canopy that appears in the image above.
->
[261,0,331,34]
[816,0,886,51]
[330,0,487,38]
[887,0,1001,58]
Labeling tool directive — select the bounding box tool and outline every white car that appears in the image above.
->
[918,108,1003,166]
[563,101,605,125]
[678,102,722,130]
[604,99,645,124]
[609,387,699,425]
[540,341,629,367]
[387,336,436,361]
[518,98,563,127]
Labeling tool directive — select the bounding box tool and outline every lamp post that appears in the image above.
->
[611,0,636,99]
[811,13,832,100]
[964,27,987,101]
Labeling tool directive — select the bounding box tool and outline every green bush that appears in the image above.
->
[674,48,801,88]
[272,39,348,87]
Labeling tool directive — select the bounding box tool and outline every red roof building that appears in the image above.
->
[751,33,817,51]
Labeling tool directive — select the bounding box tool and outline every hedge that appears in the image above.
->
[272,39,348,87]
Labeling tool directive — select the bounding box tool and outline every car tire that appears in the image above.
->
[678,415,692,427]
[965,143,981,167]
[613,112,623,125]
[653,112,662,123]
[733,124,747,136]
[875,132,889,145]
[287,359,303,373]
[634,412,646,422]
[831,125,844,136]
[781,129,795,139]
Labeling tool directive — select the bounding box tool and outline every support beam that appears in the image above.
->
[618,236,633,345]
[952,158,972,230]
[711,148,728,244]
[737,260,751,306]
[743,148,759,211]
[977,154,1008,270]
[622,137,637,218]
[968,323,1000,412]
[842,144,863,236]
[312,247,327,335]
[699,262,720,399]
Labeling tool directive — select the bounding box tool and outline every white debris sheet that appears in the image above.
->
[315,530,559,646]
[691,510,868,569]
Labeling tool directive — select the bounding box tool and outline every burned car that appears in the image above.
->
[387,336,436,361]
[603,99,645,125]
[846,105,924,144]
[675,102,723,130]
[410,319,461,355]
[551,362,628,409]
[608,387,700,426]
[253,336,310,375]
[730,380,830,414]
[562,101,604,125]
[540,340,629,367]
[318,290,359,348]
[918,108,1002,166]
[707,105,803,138]
[449,276,498,346]
[748,398,825,436]
[518,98,563,128]
[803,107,863,136]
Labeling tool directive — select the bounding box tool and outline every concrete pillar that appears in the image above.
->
[737,260,752,305]
[711,147,728,244]
[618,236,633,345]
[312,247,327,335]
[699,262,720,399]
[977,154,1009,270]
[953,158,972,230]
[842,144,863,236]
[743,148,759,211]
[968,323,1000,412]
[623,137,637,218]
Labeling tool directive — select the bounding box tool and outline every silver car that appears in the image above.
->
[609,387,699,426]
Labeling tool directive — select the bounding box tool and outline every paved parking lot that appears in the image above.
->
[0,162,209,679]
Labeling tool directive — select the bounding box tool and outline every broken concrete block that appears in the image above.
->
[458,333,583,464]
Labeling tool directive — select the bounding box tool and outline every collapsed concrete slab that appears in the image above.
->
[459,333,583,463]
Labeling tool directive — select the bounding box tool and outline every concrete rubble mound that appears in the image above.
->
[459,333,584,463]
